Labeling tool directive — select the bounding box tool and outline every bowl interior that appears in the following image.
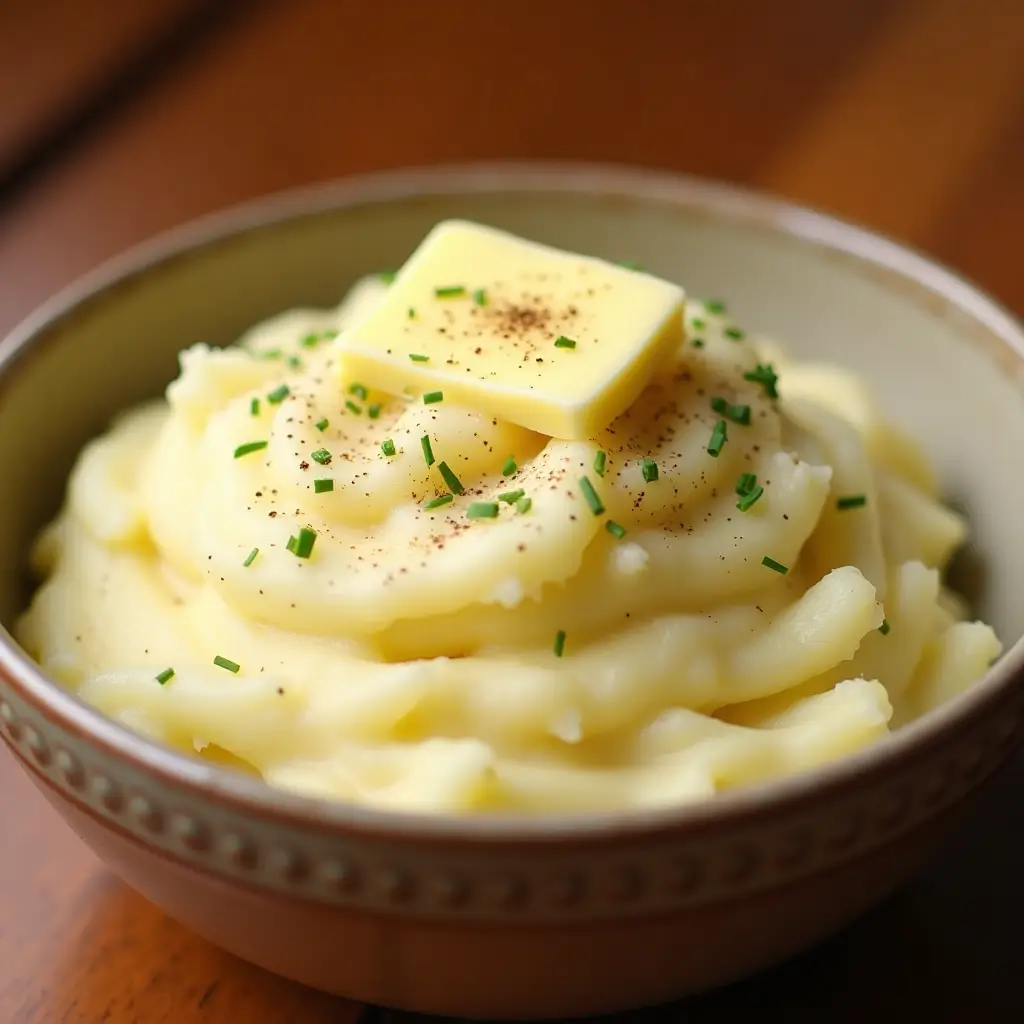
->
[2,168,1023,661]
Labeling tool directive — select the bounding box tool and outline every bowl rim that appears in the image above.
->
[2,160,1023,843]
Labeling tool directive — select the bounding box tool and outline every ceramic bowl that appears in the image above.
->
[1,164,1023,1020]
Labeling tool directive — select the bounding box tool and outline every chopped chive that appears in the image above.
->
[735,472,758,496]
[472,288,487,306]
[691,338,705,348]
[367,403,381,419]
[378,269,398,284]
[408,307,416,319]
[762,556,788,575]
[743,363,779,399]
[435,285,466,298]
[553,630,566,657]
[423,391,444,404]
[286,355,302,370]
[381,439,396,457]
[350,383,368,400]
[724,326,745,340]
[879,618,891,635]
[315,417,329,431]
[594,450,607,477]
[311,447,332,465]
[234,440,268,458]
[260,348,283,360]
[837,494,867,510]
[554,335,577,349]
[345,399,362,415]
[300,331,327,348]
[502,457,517,477]
[606,520,627,539]
[737,485,764,512]
[467,501,499,519]
[617,259,643,271]
[242,547,259,567]
[438,461,464,495]
[409,353,429,363]
[213,655,240,673]
[641,458,659,483]
[711,396,750,425]
[707,419,728,457]
[516,496,532,514]
[424,493,453,510]
[420,435,435,465]
[287,526,317,559]
[711,396,728,415]
[314,478,334,494]
[705,298,727,315]
[155,667,175,685]
[691,317,706,330]
[499,488,525,504]
[250,397,260,416]
[267,384,290,404]
[578,476,605,516]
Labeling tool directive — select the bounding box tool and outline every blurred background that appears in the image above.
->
[2,1,1024,1021]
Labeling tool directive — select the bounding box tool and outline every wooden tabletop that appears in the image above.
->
[2,1,1024,1020]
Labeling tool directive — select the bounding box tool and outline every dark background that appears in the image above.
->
[1,1,1023,1020]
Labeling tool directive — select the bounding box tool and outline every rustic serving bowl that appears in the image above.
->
[1,164,1023,1020]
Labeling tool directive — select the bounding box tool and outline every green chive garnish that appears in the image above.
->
[641,458,659,483]
[724,326,745,340]
[435,285,466,298]
[409,353,429,363]
[579,476,604,516]
[736,472,757,496]
[691,338,705,348]
[707,419,728,457]
[837,494,867,510]
[260,348,283,360]
[213,656,240,673]
[287,526,317,559]
[691,317,706,330]
[879,618,891,635]
[553,630,566,657]
[705,299,727,314]
[350,383,368,400]
[438,461,464,495]
[710,397,750,425]
[554,335,577,349]
[267,384,290,404]
[242,547,259,567]
[378,269,398,284]
[423,391,444,404]
[743,363,779,399]
[473,288,487,306]
[737,485,764,512]
[234,440,268,458]
[424,493,453,510]
[368,403,381,419]
[286,355,302,370]
[311,447,332,465]
[421,435,435,466]
[594,450,607,477]
[301,331,334,348]
[516,496,532,514]
[315,417,329,431]
[618,259,643,271]
[502,457,517,477]
[407,307,416,319]
[762,556,788,575]
[499,488,525,504]
[606,520,627,539]
[250,398,260,416]
[467,501,499,519]
[314,478,334,494]
[345,399,362,415]
[155,668,174,685]
[381,439,396,457]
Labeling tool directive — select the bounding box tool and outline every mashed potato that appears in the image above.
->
[16,259,1001,814]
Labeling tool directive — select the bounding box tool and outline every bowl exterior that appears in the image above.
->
[2,671,1020,1018]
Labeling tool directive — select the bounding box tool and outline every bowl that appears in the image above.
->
[1,164,1023,1020]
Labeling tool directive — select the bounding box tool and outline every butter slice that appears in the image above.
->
[336,220,684,439]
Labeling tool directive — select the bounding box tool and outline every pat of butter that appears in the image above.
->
[336,220,685,439]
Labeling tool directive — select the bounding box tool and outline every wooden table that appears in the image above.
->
[2,1,1024,1019]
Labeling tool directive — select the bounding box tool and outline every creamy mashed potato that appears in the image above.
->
[17,246,1001,814]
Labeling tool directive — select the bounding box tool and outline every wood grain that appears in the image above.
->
[1,0,1023,1020]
